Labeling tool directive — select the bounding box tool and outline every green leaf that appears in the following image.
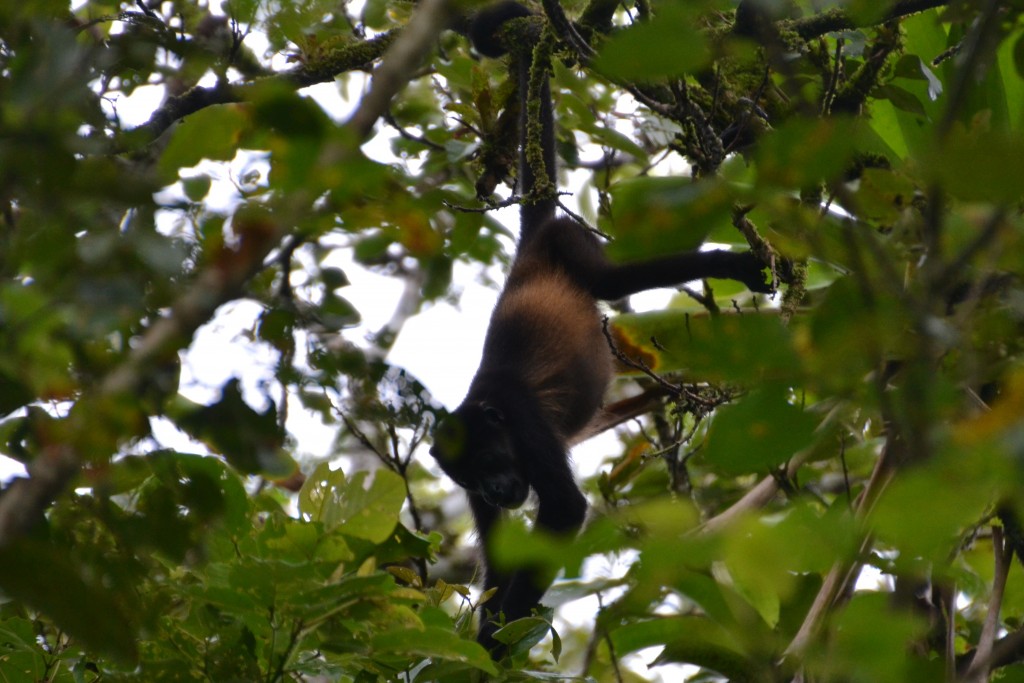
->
[149,451,251,534]
[672,570,744,627]
[722,505,856,629]
[487,513,632,580]
[493,614,553,658]
[370,626,498,675]
[299,463,407,543]
[354,230,397,263]
[182,174,212,201]
[593,7,709,81]
[703,386,818,476]
[941,23,1015,132]
[320,293,361,330]
[296,574,406,622]
[652,619,761,681]
[851,168,918,224]
[609,310,801,382]
[811,593,936,683]
[755,118,861,188]
[805,277,904,390]
[872,445,1011,562]
[0,617,46,678]
[922,127,1024,203]
[610,615,740,657]
[727,567,780,628]
[320,266,351,289]
[877,84,927,117]
[1000,29,1024,132]
[0,540,137,662]
[257,307,296,346]
[602,177,733,261]
[1015,32,1024,80]
[867,99,910,159]
[580,120,648,158]
[251,83,329,141]
[173,379,298,479]
[261,515,353,564]
[158,104,249,182]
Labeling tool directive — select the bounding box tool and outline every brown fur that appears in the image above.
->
[491,270,612,438]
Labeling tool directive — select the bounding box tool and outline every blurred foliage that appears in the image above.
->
[0,0,1023,681]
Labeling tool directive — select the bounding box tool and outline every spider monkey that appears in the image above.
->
[431,1,775,653]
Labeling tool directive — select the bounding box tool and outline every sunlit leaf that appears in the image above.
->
[299,463,407,543]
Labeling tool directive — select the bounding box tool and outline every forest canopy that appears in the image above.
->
[1,0,1024,681]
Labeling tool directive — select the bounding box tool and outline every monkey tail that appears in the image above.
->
[469,2,557,241]
[468,1,533,57]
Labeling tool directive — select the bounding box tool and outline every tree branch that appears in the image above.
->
[963,526,1014,683]
[787,0,949,41]
[783,435,903,660]
[698,450,811,535]
[118,29,400,155]
[346,0,453,140]
[569,387,670,447]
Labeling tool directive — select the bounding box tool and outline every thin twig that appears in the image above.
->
[821,37,845,116]
[783,437,902,660]
[601,316,684,396]
[443,195,521,213]
[556,200,612,240]
[383,110,447,151]
[599,592,625,683]
[540,0,595,61]
[964,526,1014,683]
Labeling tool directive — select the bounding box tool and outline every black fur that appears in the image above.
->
[431,1,774,654]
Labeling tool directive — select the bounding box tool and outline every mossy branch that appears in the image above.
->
[116,29,400,155]
[786,0,948,41]
[523,30,557,208]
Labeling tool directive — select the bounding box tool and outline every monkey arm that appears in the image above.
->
[467,492,506,602]
[468,491,514,650]
[518,218,775,298]
[493,439,587,622]
[472,425,587,652]
[590,249,775,298]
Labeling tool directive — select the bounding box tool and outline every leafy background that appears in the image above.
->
[1,0,1024,681]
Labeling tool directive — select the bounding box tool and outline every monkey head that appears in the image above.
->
[430,402,530,509]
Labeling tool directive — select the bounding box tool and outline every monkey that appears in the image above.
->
[430,1,776,654]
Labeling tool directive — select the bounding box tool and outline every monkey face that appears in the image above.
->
[430,403,529,509]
